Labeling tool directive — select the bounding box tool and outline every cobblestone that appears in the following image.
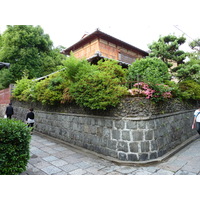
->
[21,132,200,175]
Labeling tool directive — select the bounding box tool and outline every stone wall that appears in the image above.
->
[12,99,197,162]
[0,104,6,117]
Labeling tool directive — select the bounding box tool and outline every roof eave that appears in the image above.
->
[62,29,148,56]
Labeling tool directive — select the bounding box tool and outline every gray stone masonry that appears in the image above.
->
[13,101,197,162]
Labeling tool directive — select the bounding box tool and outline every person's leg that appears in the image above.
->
[30,123,34,132]
[196,122,200,134]
[7,115,11,119]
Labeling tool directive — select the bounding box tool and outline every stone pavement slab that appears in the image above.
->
[41,165,62,175]
[21,132,200,175]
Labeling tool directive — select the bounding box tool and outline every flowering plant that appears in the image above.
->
[129,82,172,102]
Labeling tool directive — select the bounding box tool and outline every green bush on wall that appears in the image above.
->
[69,70,128,110]
[0,119,31,175]
[179,80,200,100]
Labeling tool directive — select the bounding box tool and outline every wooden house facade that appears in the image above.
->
[62,29,148,66]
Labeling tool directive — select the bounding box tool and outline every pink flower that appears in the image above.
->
[129,82,172,101]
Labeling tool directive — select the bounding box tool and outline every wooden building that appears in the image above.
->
[62,29,148,67]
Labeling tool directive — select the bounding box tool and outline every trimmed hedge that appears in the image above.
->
[0,118,31,175]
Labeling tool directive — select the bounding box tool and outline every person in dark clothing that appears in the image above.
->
[26,108,35,131]
[5,103,14,119]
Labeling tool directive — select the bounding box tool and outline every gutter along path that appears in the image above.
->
[21,131,200,175]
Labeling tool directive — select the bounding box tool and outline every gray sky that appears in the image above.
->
[1,0,199,52]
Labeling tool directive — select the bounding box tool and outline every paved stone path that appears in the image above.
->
[21,132,200,175]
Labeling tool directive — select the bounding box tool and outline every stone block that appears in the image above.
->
[83,124,90,133]
[158,149,167,157]
[112,130,121,140]
[131,130,143,141]
[99,147,110,156]
[94,146,102,154]
[90,118,97,125]
[83,143,88,149]
[154,129,163,138]
[144,130,154,140]
[72,123,78,131]
[139,153,149,161]
[129,142,139,152]
[127,153,138,161]
[114,120,125,129]
[96,126,103,137]
[105,120,113,128]
[146,120,156,129]
[90,126,97,135]
[117,141,128,152]
[141,141,150,152]
[122,130,131,141]
[150,140,158,151]
[107,149,118,158]
[118,152,127,161]
[137,121,146,129]
[150,152,158,159]
[156,137,164,148]
[100,137,108,147]
[61,121,69,129]
[107,140,117,150]
[83,135,91,144]
[126,120,137,129]
[97,119,105,126]
[85,117,91,125]
[103,128,111,138]
[91,136,100,145]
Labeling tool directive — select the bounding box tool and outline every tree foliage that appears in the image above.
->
[61,54,93,82]
[127,57,170,84]
[12,76,35,101]
[69,70,127,110]
[0,68,13,89]
[178,80,200,100]
[34,73,71,105]
[96,59,127,83]
[189,38,200,52]
[0,25,65,88]
[173,58,200,83]
[148,35,187,68]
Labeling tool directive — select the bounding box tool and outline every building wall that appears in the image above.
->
[73,39,100,59]
[0,87,11,117]
[0,88,11,104]
[98,39,119,60]
[98,39,143,64]
[73,38,144,64]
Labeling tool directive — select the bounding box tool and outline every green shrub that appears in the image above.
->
[0,68,13,90]
[96,59,127,83]
[62,54,93,82]
[33,72,72,105]
[0,119,31,175]
[178,80,200,100]
[69,70,127,110]
[174,60,200,83]
[164,80,181,98]
[12,77,35,101]
[127,57,170,84]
